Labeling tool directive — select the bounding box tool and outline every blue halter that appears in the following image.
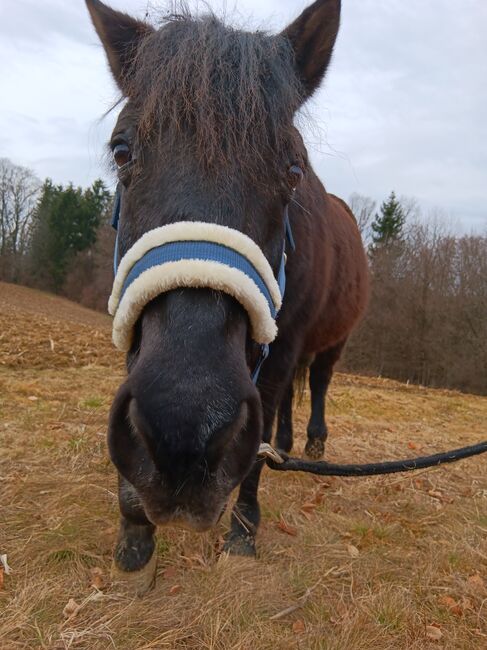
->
[110,185,295,383]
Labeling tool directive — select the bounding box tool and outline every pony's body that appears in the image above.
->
[293,189,366,355]
[85,0,368,589]
[275,188,368,458]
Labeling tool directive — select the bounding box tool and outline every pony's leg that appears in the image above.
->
[224,347,297,557]
[111,475,157,594]
[275,379,294,452]
[223,405,276,556]
[305,342,345,460]
[222,455,267,557]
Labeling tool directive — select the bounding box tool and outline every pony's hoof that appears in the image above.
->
[223,531,256,557]
[305,438,325,460]
[110,548,157,596]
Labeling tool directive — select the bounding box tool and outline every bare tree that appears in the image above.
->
[0,158,40,281]
[399,195,421,222]
[344,208,487,395]
[348,192,376,244]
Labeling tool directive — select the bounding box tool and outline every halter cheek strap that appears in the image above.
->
[109,186,294,382]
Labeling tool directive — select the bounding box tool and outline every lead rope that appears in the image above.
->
[257,440,487,476]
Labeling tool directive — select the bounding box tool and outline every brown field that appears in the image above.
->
[1,281,486,649]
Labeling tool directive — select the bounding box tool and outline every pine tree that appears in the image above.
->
[28,179,111,291]
[371,191,405,246]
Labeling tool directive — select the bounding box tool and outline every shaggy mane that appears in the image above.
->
[128,11,303,185]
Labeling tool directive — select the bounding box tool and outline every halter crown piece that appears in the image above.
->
[108,186,294,382]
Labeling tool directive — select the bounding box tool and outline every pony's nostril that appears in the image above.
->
[205,402,249,471]
[108,383,157,485]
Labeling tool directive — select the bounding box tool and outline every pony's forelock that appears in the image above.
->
[126,10,303,188]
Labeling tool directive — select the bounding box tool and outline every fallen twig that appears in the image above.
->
[270,573,336,621]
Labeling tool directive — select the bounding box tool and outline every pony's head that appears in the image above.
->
[87,0,341,530]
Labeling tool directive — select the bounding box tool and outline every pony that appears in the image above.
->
[85,0,368,591]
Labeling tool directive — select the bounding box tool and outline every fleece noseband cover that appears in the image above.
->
[108,222,283,352]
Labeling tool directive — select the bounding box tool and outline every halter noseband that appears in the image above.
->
[109,186,294,382]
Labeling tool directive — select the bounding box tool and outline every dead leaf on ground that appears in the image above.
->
[63,598,80,619]
[312,477,332,488]
[300,509,313,522]
[89,567,106,590]
[426,624,443,641]
[467,573,485,593]
[162,566,178,580]
[428,489,453,504]
[438,595,462,616]
[347,544,360,558]
[312,492,326,505]
[301,502,318,513]
[292,619,305,634]
[277,516,298,537]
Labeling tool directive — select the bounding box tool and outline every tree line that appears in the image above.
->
[343,192,487,395]
[1,157,485,394]
[0,158,115,310]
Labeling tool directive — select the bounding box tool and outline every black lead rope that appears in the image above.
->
[262,440,487,476]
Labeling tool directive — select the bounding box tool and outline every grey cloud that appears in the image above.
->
[306,0,487,229]
[0,0,485,231]
[0,0,92,49]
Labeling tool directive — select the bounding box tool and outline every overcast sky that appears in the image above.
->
[1,0,486,231]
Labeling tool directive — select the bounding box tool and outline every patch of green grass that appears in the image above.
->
[67,437,86,452]
[39,437,56,448]
[81,396,104,409]
[375,606,404,632]
[372,526,390,541]
[47,548,78,564]
[352,523,370,537]
[33,605,60,629]
[47,548,95,566]
[44,520,83,542]
[260,504,282,521]
[448,552,461,568]
[157,538,171,556]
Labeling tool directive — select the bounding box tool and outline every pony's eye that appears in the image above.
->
[288,164,304,188]
[113,143,131,168]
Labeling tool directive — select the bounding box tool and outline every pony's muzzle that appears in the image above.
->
[107,378,261,530]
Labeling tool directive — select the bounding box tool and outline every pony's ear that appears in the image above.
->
[282,0,341,100]
[85,0,153,91]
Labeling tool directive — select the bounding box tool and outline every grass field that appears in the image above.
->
[1,281,486,649]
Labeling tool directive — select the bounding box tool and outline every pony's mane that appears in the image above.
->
[128,12,303,186]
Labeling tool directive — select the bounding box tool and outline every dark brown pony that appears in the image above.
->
[86,0,368,589]
[275,194,368,460]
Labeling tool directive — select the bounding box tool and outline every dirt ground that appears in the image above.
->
[1,282,486,649]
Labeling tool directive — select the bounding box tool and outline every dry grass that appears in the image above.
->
[1,281,486,649]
